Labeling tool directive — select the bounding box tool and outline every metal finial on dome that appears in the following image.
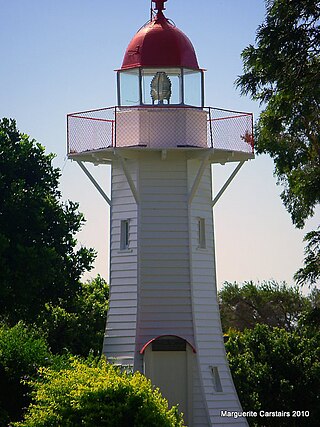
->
[153,0,167,12]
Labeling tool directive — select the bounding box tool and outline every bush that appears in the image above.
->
[0,322,62,426]
[226,324,320,426]
[15,358,185,427]
[39,275,109,356]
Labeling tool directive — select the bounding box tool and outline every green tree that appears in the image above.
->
[298,287,320,331]
[236,0,320,228]
[219,281,309,333]
[236,0,320,285]
[226,324,320,427]
[294,227,320,286]
[0,118,95,324]
[40,275,109,356]
[14,358,185,427]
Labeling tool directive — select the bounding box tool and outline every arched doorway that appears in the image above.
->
[141,335,195,424]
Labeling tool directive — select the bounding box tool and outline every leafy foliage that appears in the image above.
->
[298,287,320,331]
[236,0,320,229]
[295,227,320,286]
[219,281,309,333]
[0,322,65,426]
[40,275,109,356]
[226,324,320,427]
[0,118,95,325]
[14,358,185,427]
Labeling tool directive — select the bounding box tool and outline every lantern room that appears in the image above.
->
[117,0,204,107]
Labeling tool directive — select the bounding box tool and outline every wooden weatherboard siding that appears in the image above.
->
[188,159,248,426]
[137,153,194,355]
[103,159,138,365]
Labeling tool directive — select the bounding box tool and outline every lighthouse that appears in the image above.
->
[67,1,253,425]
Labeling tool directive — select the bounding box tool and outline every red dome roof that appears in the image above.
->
[121,11,199,70]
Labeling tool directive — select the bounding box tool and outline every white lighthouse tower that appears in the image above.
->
[67,1,254,425]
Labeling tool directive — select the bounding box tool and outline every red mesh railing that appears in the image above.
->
[67,107,116,154]
[67,106,253,155]
[207,107,254,153]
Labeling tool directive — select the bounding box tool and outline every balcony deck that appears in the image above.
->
[67,106,254,164]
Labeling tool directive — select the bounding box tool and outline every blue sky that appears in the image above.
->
[1,0,318,286]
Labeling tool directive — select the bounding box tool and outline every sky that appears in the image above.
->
[1,0,318,288]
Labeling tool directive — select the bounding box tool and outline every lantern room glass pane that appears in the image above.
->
[119,69,140,106]
[141,68,182,105]
[184,69,202,107]
[118,67,203,107]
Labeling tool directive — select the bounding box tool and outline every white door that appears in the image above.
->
[144,340,192,425]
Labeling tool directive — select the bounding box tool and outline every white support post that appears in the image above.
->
[116,153,140,204]
[188,153,210,204]
[76,161,111,206]
[211,160,245,207]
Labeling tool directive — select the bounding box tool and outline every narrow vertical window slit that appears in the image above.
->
[120,219,130,250]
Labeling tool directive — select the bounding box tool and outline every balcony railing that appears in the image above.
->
[67,106,254,155]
